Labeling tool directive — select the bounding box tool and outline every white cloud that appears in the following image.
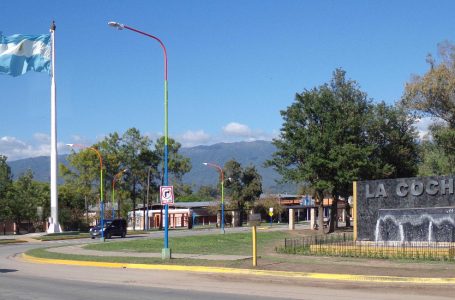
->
[222,122,253,137]
[0,134,93,161]
[0,136,49,161]
[33,132,50,143]
[144,131,163,142]
[414,117,447,140]
[220,122,278,143]
[179,130,211,147]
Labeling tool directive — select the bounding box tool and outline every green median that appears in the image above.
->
[26,230,293,267]
[0,239,27,244]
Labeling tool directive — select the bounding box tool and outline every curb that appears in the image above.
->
[21,253,455,285]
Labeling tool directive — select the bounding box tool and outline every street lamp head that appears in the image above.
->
[66,143,74,147]
[108,21,125,30]
[202,162,208,166]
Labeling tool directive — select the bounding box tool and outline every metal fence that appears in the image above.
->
[279,234,455,261]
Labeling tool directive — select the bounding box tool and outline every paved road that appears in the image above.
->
[1,236,455,299]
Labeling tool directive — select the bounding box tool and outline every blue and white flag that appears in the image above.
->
[0,33,51,77]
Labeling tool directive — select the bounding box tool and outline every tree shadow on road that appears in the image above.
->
[0,269,18,273]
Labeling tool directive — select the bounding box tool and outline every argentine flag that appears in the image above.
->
[0,33,51,77]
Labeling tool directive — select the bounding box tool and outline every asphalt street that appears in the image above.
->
[1,234,455,300]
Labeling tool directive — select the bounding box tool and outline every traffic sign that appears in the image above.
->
[160,186,174,204]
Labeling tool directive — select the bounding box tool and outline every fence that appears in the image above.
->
[279,233,455,261]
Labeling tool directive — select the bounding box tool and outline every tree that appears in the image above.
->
[58,184,88,231]
[153,136,192,185]
[60,146,106,224]
[418,137,453,176]
[254,195,283,222]
[402,41,455,127]
[365,103,419,179]
[224,160,262,226]
[116,128,156,229]
[7,170,49,233]
[0,155,13,224]
[268,69,372,232]
[177,185,218,202]
[153,136,192,227]
[0,155,12,198]
[60,128,192,230]
[268,69,418,233]
[402,41,455,175]
[61,128,192,230]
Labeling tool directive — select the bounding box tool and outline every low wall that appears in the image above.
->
[356,175,455,242]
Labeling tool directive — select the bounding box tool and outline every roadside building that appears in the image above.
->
[127,201,218,230]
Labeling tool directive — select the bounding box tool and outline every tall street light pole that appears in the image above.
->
[112,169,128,219]
[67,143,105,241]
[145,166,153,231]
[108,21,170,258]
[203,162,225,234]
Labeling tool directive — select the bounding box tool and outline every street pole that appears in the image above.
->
[203,162,225,234]
[112,169,127,220]
[146,166,152,230]
[108,22,170,258]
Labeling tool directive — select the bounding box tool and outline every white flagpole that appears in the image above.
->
[48,20,61,233]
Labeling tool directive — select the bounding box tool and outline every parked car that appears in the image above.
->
[90,219,127,239]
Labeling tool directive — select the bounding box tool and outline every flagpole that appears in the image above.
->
[48,20,61,233]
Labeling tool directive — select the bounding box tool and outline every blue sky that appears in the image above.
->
[1,0,454,160]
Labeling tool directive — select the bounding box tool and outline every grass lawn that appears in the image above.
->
[35,233,91,241]
[84,230,293,256]
[25,247,250,268]
[25,229,297,268]
[0,239,27,244]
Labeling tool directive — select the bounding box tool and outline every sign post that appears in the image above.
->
[248,213,261,267]
[160,186,174,259]
[269,207,274,227]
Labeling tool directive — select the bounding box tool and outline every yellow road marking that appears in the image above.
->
[21,253,455,284]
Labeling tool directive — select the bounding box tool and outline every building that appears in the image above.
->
[127,201,218,230]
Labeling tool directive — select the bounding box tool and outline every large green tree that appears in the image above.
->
[402,41,455,175]
[268,69,372,232]
[268,69,418,232]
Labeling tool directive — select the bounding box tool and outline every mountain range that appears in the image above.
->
[7,140,297,193]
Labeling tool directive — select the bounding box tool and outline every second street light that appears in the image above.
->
[108,21,171,259]
[67,143,105,241]
[203,162,225,234]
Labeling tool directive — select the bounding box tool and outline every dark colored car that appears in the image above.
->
[90,219,127,239]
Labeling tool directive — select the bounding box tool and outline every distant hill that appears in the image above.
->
[8,155,69,182]
[8,141,297,193]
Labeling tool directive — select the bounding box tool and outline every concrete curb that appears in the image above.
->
[21,253,455,285]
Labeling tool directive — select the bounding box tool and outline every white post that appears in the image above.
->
[47,21,61,233]
[310,208,316,230]
[289,208,295,230]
